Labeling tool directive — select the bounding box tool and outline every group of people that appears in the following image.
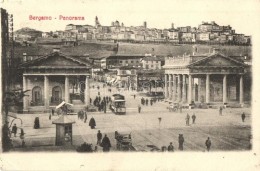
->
[92,96,112,112]
[140,97,157,106]
[165,135,212,152]
[96,130,112,152]
[185,113,197,126]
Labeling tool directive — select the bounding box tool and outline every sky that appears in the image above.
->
[1,0,260,35]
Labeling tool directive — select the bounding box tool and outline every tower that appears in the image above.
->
[171,23,174,29]
[143,21,147,29]
[95,16,101,27]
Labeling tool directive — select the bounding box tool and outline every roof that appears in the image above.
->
[187,52,247,67]
[52,115,75,124]
[19,51,92,68]
[142,56,165,61]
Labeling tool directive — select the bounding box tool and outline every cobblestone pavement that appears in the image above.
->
[9,81,251,152]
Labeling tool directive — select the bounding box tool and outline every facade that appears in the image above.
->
[141,56,165,70]
[19,51,92,112]
[105,55,144,69]
[163,49,251,106]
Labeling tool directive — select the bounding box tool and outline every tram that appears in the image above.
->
[110,94,126,115]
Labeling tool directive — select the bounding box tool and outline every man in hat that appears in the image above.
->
[101,134,111,152]
[192,113,196,124]
[241,112,246,122]
[138,105,141,113]
[178,134,184,151]
[97,130,102,146]
[11,124,17,137]
[185,114,190,126]
[168,142,174,152]
[89,117,96,129]
[205,137,212,151]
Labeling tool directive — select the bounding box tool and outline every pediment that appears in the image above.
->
[20,52,91,68]
[189,54,245,68]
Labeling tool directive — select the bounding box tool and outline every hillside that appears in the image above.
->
[15,27,42,38]
[13,42,251,60]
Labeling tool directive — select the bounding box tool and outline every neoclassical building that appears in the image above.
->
[19,51,92,112]
[163,49,251,106]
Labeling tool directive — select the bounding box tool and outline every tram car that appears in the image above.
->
[110,94,126,115]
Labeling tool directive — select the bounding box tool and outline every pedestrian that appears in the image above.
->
[34,117,40,129]
[150,99,153,106]
[178,134,184,151]
[192,113,196,124]
[179,104,182,113]
[134,94,136,99]
[49,113,51,120]
[11,124,17,137]
[90,98,92,104]
[205,137,211,151]
[101,134,111,152]
[84,111,88,123]
[219,106,223,115]
[138,105,141,113]
[52,109,55,116]
[168,142,174,152]
[145,99,148,106]
[97,130,102,146]
[89,117,96,129]
[185,114,190,126]
[241,112,246,122]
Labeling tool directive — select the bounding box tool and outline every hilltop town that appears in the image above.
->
[14,16,251,45]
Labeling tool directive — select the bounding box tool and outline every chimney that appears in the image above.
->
[23,53,27,62]
[53,48,60,53]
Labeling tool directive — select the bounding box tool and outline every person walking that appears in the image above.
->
[178,134,184,151]
[134,94,136,99]
[89,117,96,129]
[168,142,174,152]
[138,105,141,113]
[192,113,196,124]
[11,124,17,137]
[185,114,190,126]
[101,134,111,152]
[97,130,102,146]
[52,109,55,116]
[84,111,88,123]
[150,99,153,106]
[219,106,223,115]
[49,113,51,120]
[241,112,246,122]
[205,137,212,152]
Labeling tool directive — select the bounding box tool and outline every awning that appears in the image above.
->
[55,101,73,109]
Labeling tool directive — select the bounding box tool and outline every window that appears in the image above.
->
[125,60,128,63]
[131,61,134,63]
[151,65,153,68]
[156,61,158,63]
[120,61,122,63]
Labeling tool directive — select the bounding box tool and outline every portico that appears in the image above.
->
[20,52,92,112]
[164,50,250,106]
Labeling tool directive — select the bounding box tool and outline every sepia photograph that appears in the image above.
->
[1,0,260,170]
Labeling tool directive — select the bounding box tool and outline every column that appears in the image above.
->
[169,74,173,100]
[182,74,187,103]
[64,76,70,103]
[178,74,182,102]
[23,75,28,111]
[239,75,244,104]
[206,74,210,104]
[188,74,193,104]
[44,75,49,108]
[223,74,227,104]
[85,75,90,105]
[173,74,177,102]
[164,74,169,98]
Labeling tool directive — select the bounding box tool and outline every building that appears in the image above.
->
[105,54,144,69]
[116,66,138,90]
[141,56,165,70]
[163,48,251,106]
[19,50,92,112]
